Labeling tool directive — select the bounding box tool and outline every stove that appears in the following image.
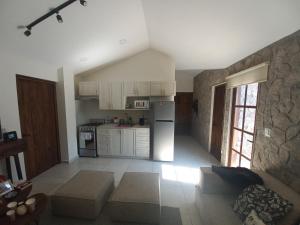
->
[78,120,105,157]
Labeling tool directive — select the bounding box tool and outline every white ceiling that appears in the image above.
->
[0,0,300,74]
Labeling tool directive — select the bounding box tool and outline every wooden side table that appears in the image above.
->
[0,193,47,225]
[0,139,26,180]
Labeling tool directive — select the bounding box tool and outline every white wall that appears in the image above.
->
[76,49,175,85]
[57,67,78,162]
[0,52,58,180]
[175,70,195,92]
[75,49,175,125]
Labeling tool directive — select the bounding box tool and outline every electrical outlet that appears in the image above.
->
[264,128,271,138]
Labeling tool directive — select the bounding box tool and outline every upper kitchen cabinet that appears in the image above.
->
[99,81,124,110]
[111,82,123,110]
[78,81,98,96]
[136,81,151,96]
[150,81,176,96]
[123,82,136,97]
[123,81,150,97]
[99,81,111,110]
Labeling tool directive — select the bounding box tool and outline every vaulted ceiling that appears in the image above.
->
[1,0,300,74]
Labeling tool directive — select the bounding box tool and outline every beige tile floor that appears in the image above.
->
[31,135,219,225]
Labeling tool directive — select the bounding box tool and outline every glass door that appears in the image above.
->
[229,83,259,168]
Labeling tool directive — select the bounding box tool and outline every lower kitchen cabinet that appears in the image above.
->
[121,129,135,157]
[97,129,110,156]
[135,129,150,158]
[109,129,122,156]
[97,126,150,159]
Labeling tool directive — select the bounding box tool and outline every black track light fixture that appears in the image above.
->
[56,13,63,23]
[22,0,87,36]
[24,28,31,37]
[80,0,87,6]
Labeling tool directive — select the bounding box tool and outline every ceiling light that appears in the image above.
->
[56,13,63,23]
[24,29,31,37]
[22,0,87,37]
[119,39,127,45]
[79,57,88,62]
[80,0,87,6]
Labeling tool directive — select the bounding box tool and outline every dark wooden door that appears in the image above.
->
[175,92,193,135]
[210,84,226,161]
[16,75,60,179]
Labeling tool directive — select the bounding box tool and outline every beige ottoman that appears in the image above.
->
[51,170,114,219]
[108,172,161,224]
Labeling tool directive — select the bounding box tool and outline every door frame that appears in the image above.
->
[208,82,226,153]
[16,74,61,178]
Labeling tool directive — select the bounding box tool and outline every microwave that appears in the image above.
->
[134,100,149,109]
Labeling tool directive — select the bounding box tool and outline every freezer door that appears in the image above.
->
[153,101,175,121]
[153,121,174,161]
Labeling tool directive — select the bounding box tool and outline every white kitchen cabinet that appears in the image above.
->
[136,81,150,96]
[99,82,111,110]
[150,81,162,96]
[121,129,135,157]
[135,128,150,158]
[97,126,150,159]
[123,82,136,97]
[109,129,121,156]
[161,81,176,96]
[123,81,150,97]
[79,81,98,96]
[97,128,110,156]
[99,82,124,110]
[111,82,123,110]
[150,81,176,96]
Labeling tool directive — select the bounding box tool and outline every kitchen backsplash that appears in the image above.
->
[76,99,150,125]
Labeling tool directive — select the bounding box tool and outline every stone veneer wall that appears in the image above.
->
[192,30,300,193]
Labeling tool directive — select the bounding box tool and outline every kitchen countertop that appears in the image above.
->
[98,124,150,129]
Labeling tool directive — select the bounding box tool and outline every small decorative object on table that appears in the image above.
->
[6,209,16,222]
[3,131,18,142]
[0,180,14,197]
[25,198,36,213]
[16,202,27,216]
[0,193,47,225]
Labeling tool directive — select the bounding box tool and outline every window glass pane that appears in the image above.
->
[234,107,244,129]
[242,133,253,159]
[246,83,258,106]
[244,108,256,133]
[231,151,240,167]
[235,85,246,105]
[241,157,251,169]
[232,129,242,152]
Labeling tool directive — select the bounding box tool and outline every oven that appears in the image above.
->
[78,124,97,157]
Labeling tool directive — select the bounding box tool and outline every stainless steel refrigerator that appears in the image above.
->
[152,101,175,161]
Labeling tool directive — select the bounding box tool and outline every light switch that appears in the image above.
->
[264,128,271,137]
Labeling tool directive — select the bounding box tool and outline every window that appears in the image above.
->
[229,83,259,168]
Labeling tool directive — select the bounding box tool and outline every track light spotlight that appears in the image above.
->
[56,13,63,23]
[22,0,87,37]
[24,29,31,37]
[80,0,87,6]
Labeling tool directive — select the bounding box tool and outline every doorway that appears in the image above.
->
[229,83,259,168]
[210,84,226,161]
[175,92,193,135]
[16,75,60,179]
